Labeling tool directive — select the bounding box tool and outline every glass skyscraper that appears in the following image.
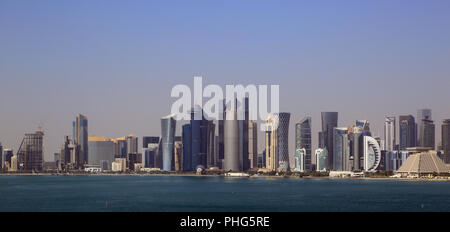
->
[88,136,115,170]
[277,112,290,171]
[126,134,138,154]
[161,114,176,171]
[315,148,327,172]
[333,127,348,171]
[417,109,432,146]
[190,105,209,169]
[294,148,306,172]
[321,112,338,170]
[295,117,312,170]
[73,114,88,167]
[182,124,192,171]
[399,115,416,150]
[419,118,435,149]
[206,121,216,168]
[142,136,159,168]
[442,119,450,164]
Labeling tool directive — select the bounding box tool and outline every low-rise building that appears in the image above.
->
[112,158,127,172]
[134,163,145,172]
[396,151,450,177]
[84,165,102,173]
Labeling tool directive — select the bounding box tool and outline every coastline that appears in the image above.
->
[1,173,448,182]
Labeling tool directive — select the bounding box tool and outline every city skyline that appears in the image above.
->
[1,96,450,163]
[2,0,450,161]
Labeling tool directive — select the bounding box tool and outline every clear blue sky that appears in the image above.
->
[1,0,450,161]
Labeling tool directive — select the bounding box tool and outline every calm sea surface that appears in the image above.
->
[0,176,449,212]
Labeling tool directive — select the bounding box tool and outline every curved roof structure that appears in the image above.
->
[397,152,450,174]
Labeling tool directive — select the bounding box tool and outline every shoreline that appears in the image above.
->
[1,173,449,182]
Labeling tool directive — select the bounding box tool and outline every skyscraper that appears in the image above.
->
[419,118,435,149]
[293,148,306,172]
[363,136,382,172]
[442,119,450,164]
[384,117,396,151]
[399,115,416,150]
[333,127,348,171]
[142,137,159,168]
[417,109,432,146]
[73,114,88,167]
[161,114,176,171]
[206,120,216,168]
[239,97,250,171]
[277,112,290,171]
[126,134,138,154]
[224,110,240,171]
[190,105,210,169]
[88,136,115,170]
[265,115,279,171]
[321,112,338,170]
[115,136,127,158]
[295,117,312,170]
[142,136,159,150]
[17,131,44,172]
[0,142,3,171]
[182,124,192,171]
[217,100,226,167]
[348,125,362,171]
[315,148,327,172]
[248,121,258,169]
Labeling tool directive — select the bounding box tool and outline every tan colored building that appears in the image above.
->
[9,155,18,172]
[265,115,279,171]
[174,141,183,172]
[134,163,144,172]
[397,151,450,177]
[112,158,127,172]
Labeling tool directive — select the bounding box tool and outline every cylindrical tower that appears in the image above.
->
[224,110,240,171]
[161,114,176,171]
[278,112,291,171]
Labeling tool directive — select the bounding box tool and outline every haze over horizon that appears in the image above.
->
[1,0,450,161]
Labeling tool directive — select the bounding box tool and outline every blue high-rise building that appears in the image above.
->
[333,127,349,171]
[161,114,176,171]
[142,136,159,168]
[190,105,211,169]
[417,109,432,146]
[399,115,416,150]
[191,106,202,169]
[295,117,312,170]
[73,114,88,167]
[182,124,192,171]
[321,112,338,170]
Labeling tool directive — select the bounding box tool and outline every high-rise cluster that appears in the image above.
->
[2,106,449,174]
